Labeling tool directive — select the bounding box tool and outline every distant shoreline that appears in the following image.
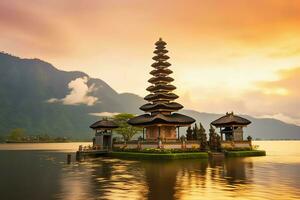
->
[253,139,300,141]
[4,140,91,144]
[1,139,299,144]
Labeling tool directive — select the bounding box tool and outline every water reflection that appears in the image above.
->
[1,141,300,200]
[58,157,256,200]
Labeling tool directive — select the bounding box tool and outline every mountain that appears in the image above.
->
[180,110,300,140]
[0,52,145,139]
[0,52,299,139]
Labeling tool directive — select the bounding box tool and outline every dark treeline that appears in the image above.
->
[1,128,69,143]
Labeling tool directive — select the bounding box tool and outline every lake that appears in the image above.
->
[0,141,299,200]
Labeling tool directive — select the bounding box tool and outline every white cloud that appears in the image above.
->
[89,112,119,117]
[47,76,98,106]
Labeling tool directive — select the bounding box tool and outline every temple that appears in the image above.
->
[128,38,195,141]
[211,112,252,149]
[89,119,119,150]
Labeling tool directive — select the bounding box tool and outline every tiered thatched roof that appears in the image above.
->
[128,38,195,126]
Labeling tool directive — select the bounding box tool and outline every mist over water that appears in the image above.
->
[0,141,299,200]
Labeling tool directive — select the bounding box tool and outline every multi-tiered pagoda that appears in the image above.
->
[128,38,195,140]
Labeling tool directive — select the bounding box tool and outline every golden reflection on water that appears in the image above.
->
[56,141,300,200]
[0,141,300,200]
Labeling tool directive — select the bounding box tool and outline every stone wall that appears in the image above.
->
[233,127,244,141]
[113,140,200,150]
[146,126,177,140]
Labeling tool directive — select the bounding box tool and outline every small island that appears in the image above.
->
[77,38,266,160]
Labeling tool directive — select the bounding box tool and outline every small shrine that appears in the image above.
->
[211,112,252,149]
[89,119,119,150]
[211,112,251,141]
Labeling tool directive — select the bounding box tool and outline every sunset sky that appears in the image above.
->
[1,0,300,125]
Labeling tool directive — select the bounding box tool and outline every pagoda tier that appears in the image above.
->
[155,39,167,46]
[153,49,169,55]
[144,93,179,101]
[148,76,174,84]
[140,102,183,112]
[146,84,176,93]
[128,113,195,126]
[150,68,173,76]
[151,61,171,68]
[128,38,195,140]
[152,54,170,61]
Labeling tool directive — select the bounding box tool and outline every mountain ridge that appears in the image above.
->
[0,52,299,139]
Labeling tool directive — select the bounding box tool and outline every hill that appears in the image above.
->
[0,52,299,139]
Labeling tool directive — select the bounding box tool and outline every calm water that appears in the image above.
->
[0,141,299,200]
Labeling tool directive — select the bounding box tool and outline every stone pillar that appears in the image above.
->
[180,135,186,149]
[158,137,162,149]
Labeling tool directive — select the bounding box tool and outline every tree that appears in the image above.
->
[198,123,207,151]
[8,128,26,141]
[113,113,142,142]
[0,136,5,143]
[192,124,199,140]
[209,125,221,151]
[186,126,193,140]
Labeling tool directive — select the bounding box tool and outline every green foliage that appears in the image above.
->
[0,135,5,143]
[8,128,26,141]
[222,147,252,151]
[186,126,193,140]
[198,123,207,151]
[225,150,266,157]
[113,113,142,141]
[6,128,68,142]
[192,123,198,140]
[186,123,208,150]
[209,125,221,151]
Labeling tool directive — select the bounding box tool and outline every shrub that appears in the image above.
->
[225,150,266,157]
[223,147,252,151]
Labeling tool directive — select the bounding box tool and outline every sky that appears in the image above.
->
[1,0,300,125]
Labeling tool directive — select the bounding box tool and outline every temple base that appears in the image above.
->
[146,126,177,140]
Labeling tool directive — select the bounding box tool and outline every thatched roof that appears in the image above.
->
[211,112,251,127]
[144,93,178,101]
[152,54,170,61]
[128,113,195,126]
[148,76,174,84]
[153,49,168,54]
[90,119,119,129]
[151,61,171,68]
[146,84,176,92]
[150,68,173,76]
[140,102,183,112]
[155,38,167,46]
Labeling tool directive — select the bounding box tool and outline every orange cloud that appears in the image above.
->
[1,0,300,124]
[179,67,300,125]
[244,67,300,123]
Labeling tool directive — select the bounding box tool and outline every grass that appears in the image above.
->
[107,151,209,160]
[225,150,266,157]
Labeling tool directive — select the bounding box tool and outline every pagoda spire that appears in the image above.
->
[128,38,195,140]
[141,38,183,113]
